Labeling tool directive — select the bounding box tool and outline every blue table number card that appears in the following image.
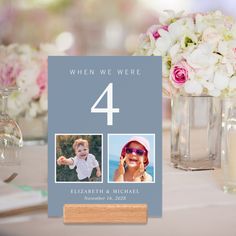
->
[48,56,162,217]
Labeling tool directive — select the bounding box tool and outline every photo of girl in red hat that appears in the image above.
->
[110,135,154,182]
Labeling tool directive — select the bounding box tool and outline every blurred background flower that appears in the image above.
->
[0,44,64,118]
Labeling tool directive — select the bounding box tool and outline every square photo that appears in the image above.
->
[108,134,155,183]
[55,134,102,183]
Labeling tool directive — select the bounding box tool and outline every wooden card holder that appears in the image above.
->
[63,204,147,224]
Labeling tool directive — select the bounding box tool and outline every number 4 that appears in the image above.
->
[91,83,120,126]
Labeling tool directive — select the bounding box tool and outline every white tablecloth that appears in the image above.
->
[0,131,236,236]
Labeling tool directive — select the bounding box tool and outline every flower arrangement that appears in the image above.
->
[0,44,64,118]
[134,10,236,97]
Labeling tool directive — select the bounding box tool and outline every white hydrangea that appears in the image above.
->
[134,10,236,97]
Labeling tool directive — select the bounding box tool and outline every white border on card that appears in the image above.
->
[107,133,156,184]
[54,133,103,184]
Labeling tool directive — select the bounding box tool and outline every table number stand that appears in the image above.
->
[63,204,147,224]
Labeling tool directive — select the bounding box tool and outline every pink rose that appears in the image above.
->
[0,61,20,87]
[147,25,168,40]
[170,61,190,86]
[36,60,47,97]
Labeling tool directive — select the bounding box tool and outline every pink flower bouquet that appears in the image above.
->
[0,44,64,118]
[134,10,236,97]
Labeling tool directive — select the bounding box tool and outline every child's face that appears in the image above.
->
[75,145,89,159]
[124,141,147,168]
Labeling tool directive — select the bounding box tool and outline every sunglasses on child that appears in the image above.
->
[125,147,146,156]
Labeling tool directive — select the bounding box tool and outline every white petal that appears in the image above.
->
[185,44,218,69]
[201,80,215,91]
[218,41,228,56]
[197,67,215,82]
[184,80,203,95]
[226,63,234,76]
[169,43,181,60]
[213,72,229,90]
[229,76,236,89]
[209,89,221,97]
[168,21,186,40]
[155,37,172,56]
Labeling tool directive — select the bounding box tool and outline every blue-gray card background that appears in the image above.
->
[48,56,162,217]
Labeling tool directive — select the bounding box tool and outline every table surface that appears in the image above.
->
[0,131,236,236]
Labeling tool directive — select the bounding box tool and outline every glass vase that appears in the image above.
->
[171,96,222,170]
[17,114,48,145]
[0,87,23,182]
[221,97,236,193]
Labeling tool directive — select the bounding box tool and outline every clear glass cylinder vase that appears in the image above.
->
[221,97,236,193]
[171,96,222,170]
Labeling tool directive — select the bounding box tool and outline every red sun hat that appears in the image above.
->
[121,136,150,167]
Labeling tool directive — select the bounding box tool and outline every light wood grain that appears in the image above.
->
[64,204,147,224]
